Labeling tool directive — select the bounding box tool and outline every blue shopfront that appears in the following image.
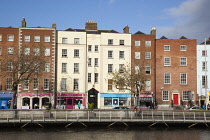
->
[0,92,14,109]
[101,94,131,109]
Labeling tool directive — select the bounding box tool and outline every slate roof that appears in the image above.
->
[160,36,168,39]
[64,28,119,34]
[179,36,188,39]
[134,31,145,35]
[201,38,210,44]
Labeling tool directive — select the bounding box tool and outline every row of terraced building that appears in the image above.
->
[0,18,209,110]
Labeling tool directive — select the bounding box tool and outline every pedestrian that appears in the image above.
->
[78,102,81,109]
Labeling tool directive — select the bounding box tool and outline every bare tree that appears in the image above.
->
[0,44,47,109]
[111,63,146,107]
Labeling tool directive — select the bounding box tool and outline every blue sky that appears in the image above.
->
[1,0,210,43]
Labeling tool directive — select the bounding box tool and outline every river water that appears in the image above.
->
[0,125,209,140]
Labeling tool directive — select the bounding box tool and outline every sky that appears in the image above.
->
[1,0,210,44]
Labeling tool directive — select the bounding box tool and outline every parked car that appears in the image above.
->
[113,106,129,109]
[186,106,203,110]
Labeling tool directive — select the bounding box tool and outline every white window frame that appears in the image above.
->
[119,51,124,59]
[95,73,98,83]
[33,78,39,90]
[95,45,98,52]
[119,40,124,45]
[7,61,13,72]
[108,39,113,45]
[164,45,170,51]
[6,78,12,90]
[34,36,40,42]
[108,51,113,58]
[183,91,189,101]
[74,49,79,57]
[44,62,50,73]
[43,78,49,90]
[202,50,207,57]
[164,57,171,66]
[108,64,113,73]
[180,73,187,85]
[88,45,92,52]
[34,48,40,56]
[164,73,171,84]
[44,48,50,56]
[202,75,208,88]
[95,58,98,67]
[145,80,151,91]
[135,65,140,74]
[135,40,140,46]
[180,45,186,51]
[24,47,30,55]
[24,35,30,42]
[145,41,151,47]
[180,57,187,66]
[44,36,50,42]
[88,58,92,67]
[135,52,140,59]
[62,63,67,73]
[62,49,67,57]
[62,38,67,44]
[73,79,79,90]
[8,47,14,55]
[0,34,2,41]
[119,64,124,73]
[23,80,29,90]
[74,38,79,44]
[74,63,79,73]
[8,35,14,42]
[88,73,91,83]
[145,52,151,59]
[145,65,151,75]
[61,78,67,90]
[202,61,207,71]
[162,91,169,101]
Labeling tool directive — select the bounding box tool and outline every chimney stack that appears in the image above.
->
[123,25,129,33]
[85,21,97,30]
[52,22,56,29]
[150,26,156,35]
[21,17,26,27]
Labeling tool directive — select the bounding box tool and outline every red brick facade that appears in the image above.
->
[155,39,197,107]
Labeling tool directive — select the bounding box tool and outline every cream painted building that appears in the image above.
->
[57,21,131,109]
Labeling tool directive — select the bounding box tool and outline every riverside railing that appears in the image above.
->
[0,109,210,124]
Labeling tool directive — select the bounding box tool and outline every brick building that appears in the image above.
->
[0,18,56,109]
[131,27,156,108]
[155,36,197,108]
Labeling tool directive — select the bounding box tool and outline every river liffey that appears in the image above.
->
[0,125,209,140]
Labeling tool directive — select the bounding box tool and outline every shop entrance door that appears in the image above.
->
[173,94,179,105]
[66,98,73,109]
[112,98,119,108]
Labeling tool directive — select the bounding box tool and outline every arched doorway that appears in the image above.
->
[88,88,98,109]
[42,97,49,108]
[33,98,39,109]
[22,97,30,106]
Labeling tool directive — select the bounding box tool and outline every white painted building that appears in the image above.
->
[197,38,210,107]
[57,21,131,109]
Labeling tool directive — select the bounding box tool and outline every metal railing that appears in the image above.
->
[0,110,210,123]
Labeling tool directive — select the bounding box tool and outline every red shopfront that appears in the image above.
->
[56,93,86,109]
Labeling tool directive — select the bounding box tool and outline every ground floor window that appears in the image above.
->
[104,97,112,106]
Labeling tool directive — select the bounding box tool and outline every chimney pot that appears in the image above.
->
[21,17,26,27]
[123,25,129,33]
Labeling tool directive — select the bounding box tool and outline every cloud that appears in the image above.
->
[158,0,210,44]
